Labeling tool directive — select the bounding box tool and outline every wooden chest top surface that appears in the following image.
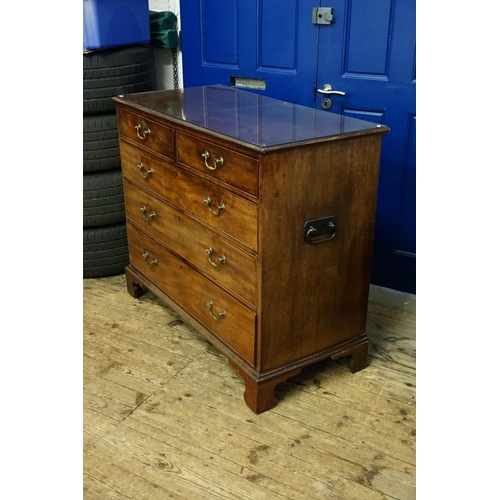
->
[113,85,388,151]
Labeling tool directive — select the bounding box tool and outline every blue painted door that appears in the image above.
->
[180,0,416,293]
[180,0,319,104]
[315,1,416,294]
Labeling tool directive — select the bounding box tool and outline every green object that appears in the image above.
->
[149,11,179,49]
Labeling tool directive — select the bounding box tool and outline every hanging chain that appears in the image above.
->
[172,47,179,90]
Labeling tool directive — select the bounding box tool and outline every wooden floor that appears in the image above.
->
[83,274,416,500]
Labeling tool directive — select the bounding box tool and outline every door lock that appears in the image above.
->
[321,98,332,110]
[312,7,333,25]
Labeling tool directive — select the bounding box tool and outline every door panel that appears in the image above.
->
[202,0,238,66]
[260,2,297,70]
[344,0,392,76]
[398,114,416,252]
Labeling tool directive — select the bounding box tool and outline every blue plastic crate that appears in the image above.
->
[83,0,150,50]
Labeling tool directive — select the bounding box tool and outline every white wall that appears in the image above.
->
[148,0,184,90]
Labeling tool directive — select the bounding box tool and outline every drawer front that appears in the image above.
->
[127,224,256,365]
[120,141,258,250]
[117,108,175,160]
[123,179,258,306]
[178,132,259,197]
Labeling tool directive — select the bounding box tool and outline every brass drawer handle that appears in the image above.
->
[137,162,154,179]
[206,300,226,321]
[203,196,225,216]
[140,205,157,222]
[201,151,224,171]
[135,123,151,140]
[142,251,158,268]
[205,247,226,267]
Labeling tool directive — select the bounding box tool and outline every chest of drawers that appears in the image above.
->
[113,86,389,413]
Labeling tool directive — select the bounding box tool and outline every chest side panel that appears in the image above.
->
[257,134,384,372]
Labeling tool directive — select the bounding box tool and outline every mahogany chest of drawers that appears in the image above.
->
[113,86,389,413]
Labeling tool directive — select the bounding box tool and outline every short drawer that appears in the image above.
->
[117,108,175,160]
[127,223,256,365]
[123,179,258,306]
[120,141,258,250]
[178,132,259,197]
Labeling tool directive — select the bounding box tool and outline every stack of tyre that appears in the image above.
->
[83,45,157,278]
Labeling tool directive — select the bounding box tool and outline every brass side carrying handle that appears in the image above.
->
[203,196,225,216]
[137,162,154,179]
[206,300,226,321]
[142,251,158,268]
[140,205,156,222]
[205,247,226,267]
[201,151,224,171]
[135,123,151,140]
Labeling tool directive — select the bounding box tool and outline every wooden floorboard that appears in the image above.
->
[83,274,416,499]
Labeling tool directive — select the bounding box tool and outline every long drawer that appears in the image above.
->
[127,223,256,365]
[177,132,259,197]
[120,141,258,250]
[123,179,258,306]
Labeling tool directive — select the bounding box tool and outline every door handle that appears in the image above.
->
[317,84,346,96]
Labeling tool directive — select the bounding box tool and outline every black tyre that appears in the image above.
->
[83,113,120,173]
[83,170,125,227]
[83,223,129,278]
[83,45,157,115]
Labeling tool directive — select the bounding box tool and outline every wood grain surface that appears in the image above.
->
[84,274,416,499]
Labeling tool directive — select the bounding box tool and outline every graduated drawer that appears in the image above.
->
[127,223,256,365]
[178,132,259,197]
[123,179,257,306]
[120,141,258,250]
[117,109,175,160]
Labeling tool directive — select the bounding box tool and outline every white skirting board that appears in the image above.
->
[369,285,416,313]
